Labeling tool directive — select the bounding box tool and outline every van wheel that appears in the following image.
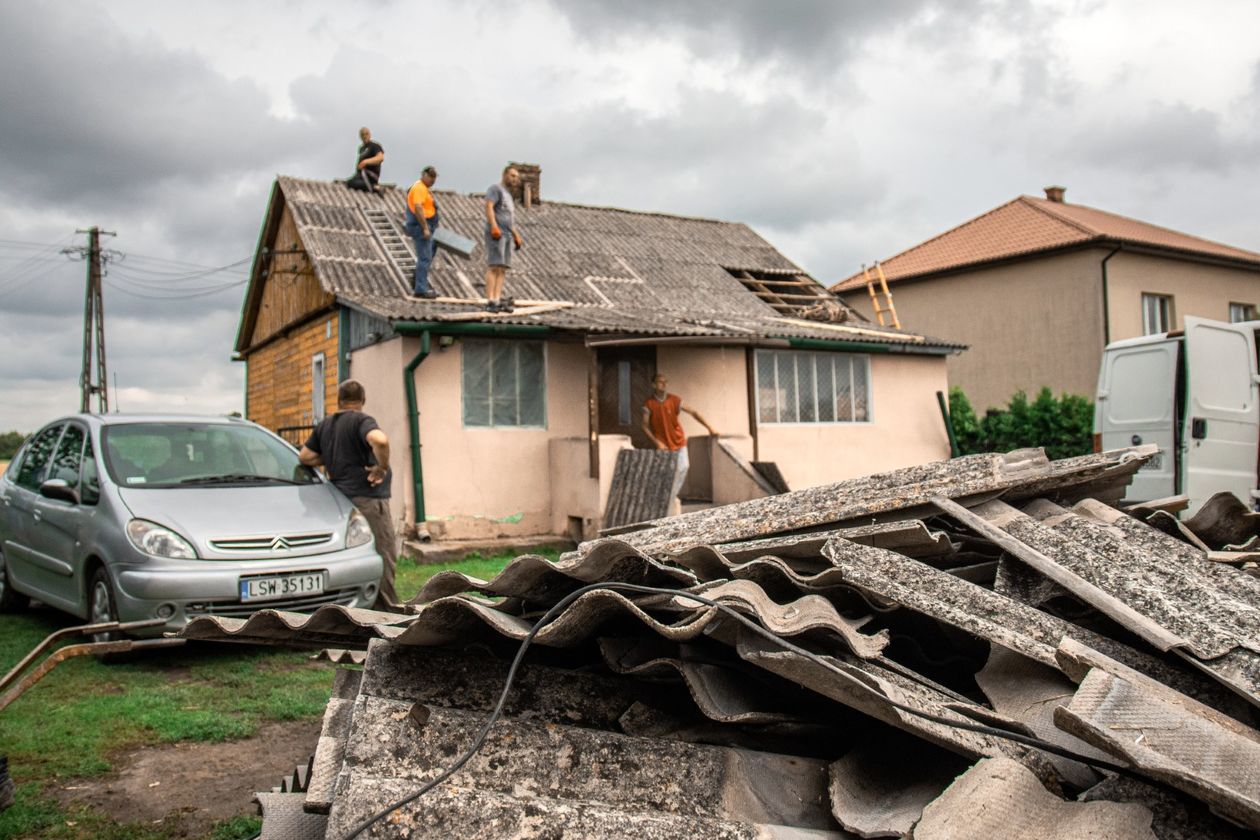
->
[89,568,129,663]
[0,548,29,612]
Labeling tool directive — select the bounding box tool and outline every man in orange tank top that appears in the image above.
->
[641,373,718,513]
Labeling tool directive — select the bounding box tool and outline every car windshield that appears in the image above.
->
[102,422,320,488]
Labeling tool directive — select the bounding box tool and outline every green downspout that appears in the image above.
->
[242,360,249,419]
[403,331,431,525]
[337,307,350,382]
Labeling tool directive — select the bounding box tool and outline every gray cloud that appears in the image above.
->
[0,4,316,207]
[1068,102,1255,175]
[547,0,935,74]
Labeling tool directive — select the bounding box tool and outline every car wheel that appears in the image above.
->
[0,547,29,612]
[88,568,129,662]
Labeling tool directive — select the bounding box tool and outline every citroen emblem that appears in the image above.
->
[270,537,291,551]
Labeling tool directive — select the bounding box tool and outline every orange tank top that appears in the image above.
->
[644,393,686,451]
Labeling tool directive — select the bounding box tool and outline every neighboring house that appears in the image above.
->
[832,186,1260,411]
[234,171,962,541]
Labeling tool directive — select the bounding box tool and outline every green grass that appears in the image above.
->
[395,549,555,602]
[0,548,528,838]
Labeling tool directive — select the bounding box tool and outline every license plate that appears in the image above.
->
[1142,452,1164,471]
[239,572,325,603]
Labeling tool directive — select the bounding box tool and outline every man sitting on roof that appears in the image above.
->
[404,166,440,299]
[345,127,384,192]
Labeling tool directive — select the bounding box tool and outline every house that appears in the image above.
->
[234,169,963,541]
[831,186,1260,411]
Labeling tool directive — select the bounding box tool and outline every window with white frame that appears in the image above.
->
[1229,302,1257,323]
[311,353,326,422]
[755,349,870,423]
[1141,294,1172,335]
[462,340,547,427]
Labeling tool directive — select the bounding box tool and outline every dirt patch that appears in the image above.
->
[56,718,322,837]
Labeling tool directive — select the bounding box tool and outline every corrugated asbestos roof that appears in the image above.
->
[831,194,1260,291]
[257,176,961,351]
[183,445,1260,838]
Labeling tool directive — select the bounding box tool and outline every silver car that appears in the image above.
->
[0,414,383,636]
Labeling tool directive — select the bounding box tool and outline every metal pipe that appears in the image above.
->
[1100,245,1122,345]
[403,331,432,526]
[936,390,961,457]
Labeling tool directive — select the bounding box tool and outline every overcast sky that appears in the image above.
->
[1,0,1257,432]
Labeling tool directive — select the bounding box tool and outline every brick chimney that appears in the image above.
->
[509,162,541,208]
[1043,185,1066,203]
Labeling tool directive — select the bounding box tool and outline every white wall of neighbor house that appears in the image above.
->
[756,353,952,489]
[1104,251,1260,340]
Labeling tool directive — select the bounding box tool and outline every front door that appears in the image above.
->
[598,347,657,450]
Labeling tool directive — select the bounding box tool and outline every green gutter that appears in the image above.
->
[403,331,432,525]
[393,321,552,338]
[786,337,955,355]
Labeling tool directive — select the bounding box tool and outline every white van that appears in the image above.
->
[1094,316,1259,511]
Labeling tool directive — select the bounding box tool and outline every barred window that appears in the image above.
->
[462,340,547,428]
[755,350,870,424]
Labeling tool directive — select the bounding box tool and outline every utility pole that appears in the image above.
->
[65,227,116,413]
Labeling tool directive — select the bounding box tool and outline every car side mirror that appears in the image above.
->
[39,478,80,505]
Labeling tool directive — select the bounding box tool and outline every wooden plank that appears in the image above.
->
[433,303,573,322]
[429,295,575,307]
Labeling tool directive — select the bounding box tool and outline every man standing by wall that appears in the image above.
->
[641,373,718,514]
[299,380,400,610]
[404,166,440,299]
[483,165,524,312]
[346,127,384,192]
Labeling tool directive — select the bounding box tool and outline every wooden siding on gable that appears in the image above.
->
[246,315,340,434]
[247,205,334,350]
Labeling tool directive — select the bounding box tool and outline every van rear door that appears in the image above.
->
[1095,335,1178,502]
[1182,316,1259,511]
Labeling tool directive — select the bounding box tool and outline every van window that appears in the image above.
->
[13,425,63,491]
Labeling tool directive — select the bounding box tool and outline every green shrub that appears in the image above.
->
[0,431,25,460]
[947,387,1093,459]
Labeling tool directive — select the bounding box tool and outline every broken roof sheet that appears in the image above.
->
[188,444,1260,837]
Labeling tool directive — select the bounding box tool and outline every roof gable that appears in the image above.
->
[833,195,1260,291]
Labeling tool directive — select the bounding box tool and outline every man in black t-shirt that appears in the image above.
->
[345,126,384,192]
[299,379,400,610]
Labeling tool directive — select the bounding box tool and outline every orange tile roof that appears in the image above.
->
[832,195,1260,291]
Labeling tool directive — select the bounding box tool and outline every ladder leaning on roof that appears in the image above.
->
[862,261,901,329]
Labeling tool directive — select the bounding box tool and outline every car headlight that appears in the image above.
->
[126,519,198,559]
[346,509,374,549]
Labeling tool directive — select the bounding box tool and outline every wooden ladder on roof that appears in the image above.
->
[862,262,900,329]
[362,207,415,291]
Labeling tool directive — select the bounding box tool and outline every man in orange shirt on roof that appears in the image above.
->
[641,372,718,514]
[404,166,440,299]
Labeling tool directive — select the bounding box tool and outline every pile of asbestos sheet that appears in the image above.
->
[179,446,1260,839]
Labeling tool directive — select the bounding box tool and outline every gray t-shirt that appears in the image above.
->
[486,182,515,232]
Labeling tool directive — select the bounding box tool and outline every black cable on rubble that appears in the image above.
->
[341,582,1134,838]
